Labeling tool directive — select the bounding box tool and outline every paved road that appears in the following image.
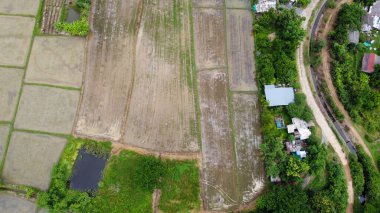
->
[296,1,354,212]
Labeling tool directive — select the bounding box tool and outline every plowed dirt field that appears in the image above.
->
[75,0,263,210]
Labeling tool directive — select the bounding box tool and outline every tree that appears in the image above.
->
[285,156,310,180]
[256,185,312,212]
[349,154,365,195]
[287,93,314,121]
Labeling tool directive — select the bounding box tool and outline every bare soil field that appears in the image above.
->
[122,0,198,153]
[0,68,23,121]
[192,8,226,70]
[0,125,10,164]
[2,132,66,190]
[193,0,224,8]
[75,0,142,141]
[226,9,257,92]
[15,85,80,134]
[226,0,251,9]
[0,0,40,16]
[25,36,85,88]
[232,93,265,204]
[197,69,239,210]
[0,192,37,213]
[0,16,34,66]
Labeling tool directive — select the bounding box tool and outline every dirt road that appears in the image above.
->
[297,0,354,212]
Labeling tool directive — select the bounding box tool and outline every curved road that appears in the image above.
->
[297,1,354,212]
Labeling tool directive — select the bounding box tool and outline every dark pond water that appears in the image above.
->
[70,149,107,191]
[66,7,80,24]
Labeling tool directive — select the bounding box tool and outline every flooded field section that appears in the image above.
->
[122,0,198,153]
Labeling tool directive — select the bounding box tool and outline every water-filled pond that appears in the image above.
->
[66,7,80,24]
[70,148,107,191]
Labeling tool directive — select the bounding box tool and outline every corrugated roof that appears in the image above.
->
[264,85,295,106]
[362,53,376,73]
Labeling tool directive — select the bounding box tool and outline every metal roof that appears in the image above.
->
[264,85,295,106]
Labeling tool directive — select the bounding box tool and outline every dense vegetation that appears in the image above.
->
[55,0,90,36]
[330,3,380,133]
[356,146,380,211]
[254,8,348,212]
[37,138,200,213]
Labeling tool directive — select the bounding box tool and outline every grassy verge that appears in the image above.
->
[37,138,200,213]
[34,0,45,35]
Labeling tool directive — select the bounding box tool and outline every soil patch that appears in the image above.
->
[226,9,257,91]
[25,36,85,88]
[0,0,40,15]
[232,93,265,204]
[15,85,80,134]
[197,69,238,210]
[70,149,107,191]
[0,68,23,121]
[122,0,198,153]
[192,8,226,70]
[2,132,66,190]
[0,16,34,66]
[0,192,36,213]
[0,125,10,164]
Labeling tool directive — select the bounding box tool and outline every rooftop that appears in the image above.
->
[287,118,311,140]
[362,53,380,73]
[264,85,295,106]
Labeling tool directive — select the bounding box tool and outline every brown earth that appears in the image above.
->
[226,9,257,92]
[192,8,226,70]
[75,0,142,141]
[122,0,198,153]
[197,69,239,211]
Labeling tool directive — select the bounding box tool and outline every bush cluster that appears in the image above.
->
[55,3,90,36]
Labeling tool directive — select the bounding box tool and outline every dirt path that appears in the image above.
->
[318,1,375,165]
[297,0,354,212]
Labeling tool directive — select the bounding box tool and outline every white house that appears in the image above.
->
[287,118,312,140]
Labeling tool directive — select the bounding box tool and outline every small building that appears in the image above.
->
[363,0,380,32]
[253,0,276,13]
[264,85,295,107]
[296,150,307,159]
[362,53,380,73]
[348,30,359,44]
[287,118,312,140]
[270,176,281,183]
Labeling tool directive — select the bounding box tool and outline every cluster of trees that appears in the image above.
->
[255,8,305,87]
[356,146,380,211]
[287,93,314,122]
[254,160,348,213]
[310,39,326,68]
[55,0,90,36]
[330,3,380,132]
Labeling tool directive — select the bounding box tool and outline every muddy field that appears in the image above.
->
[0,0,40,16]
[193,0,224,8]
[227,9,257,92]
[197,69,239,210]
[226,0,251,9]
[0,68,23,122]
[0,16,34,66]
[75,0,141,141]
[15,85,79,134]
[2,132,66,190]
[192,8,226,70]
[122,0,198,152]
[25,36,85,88]
[232,93,265,204]
[0,125,10,164]
[0,192,37,213]
[74,0,263,210]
